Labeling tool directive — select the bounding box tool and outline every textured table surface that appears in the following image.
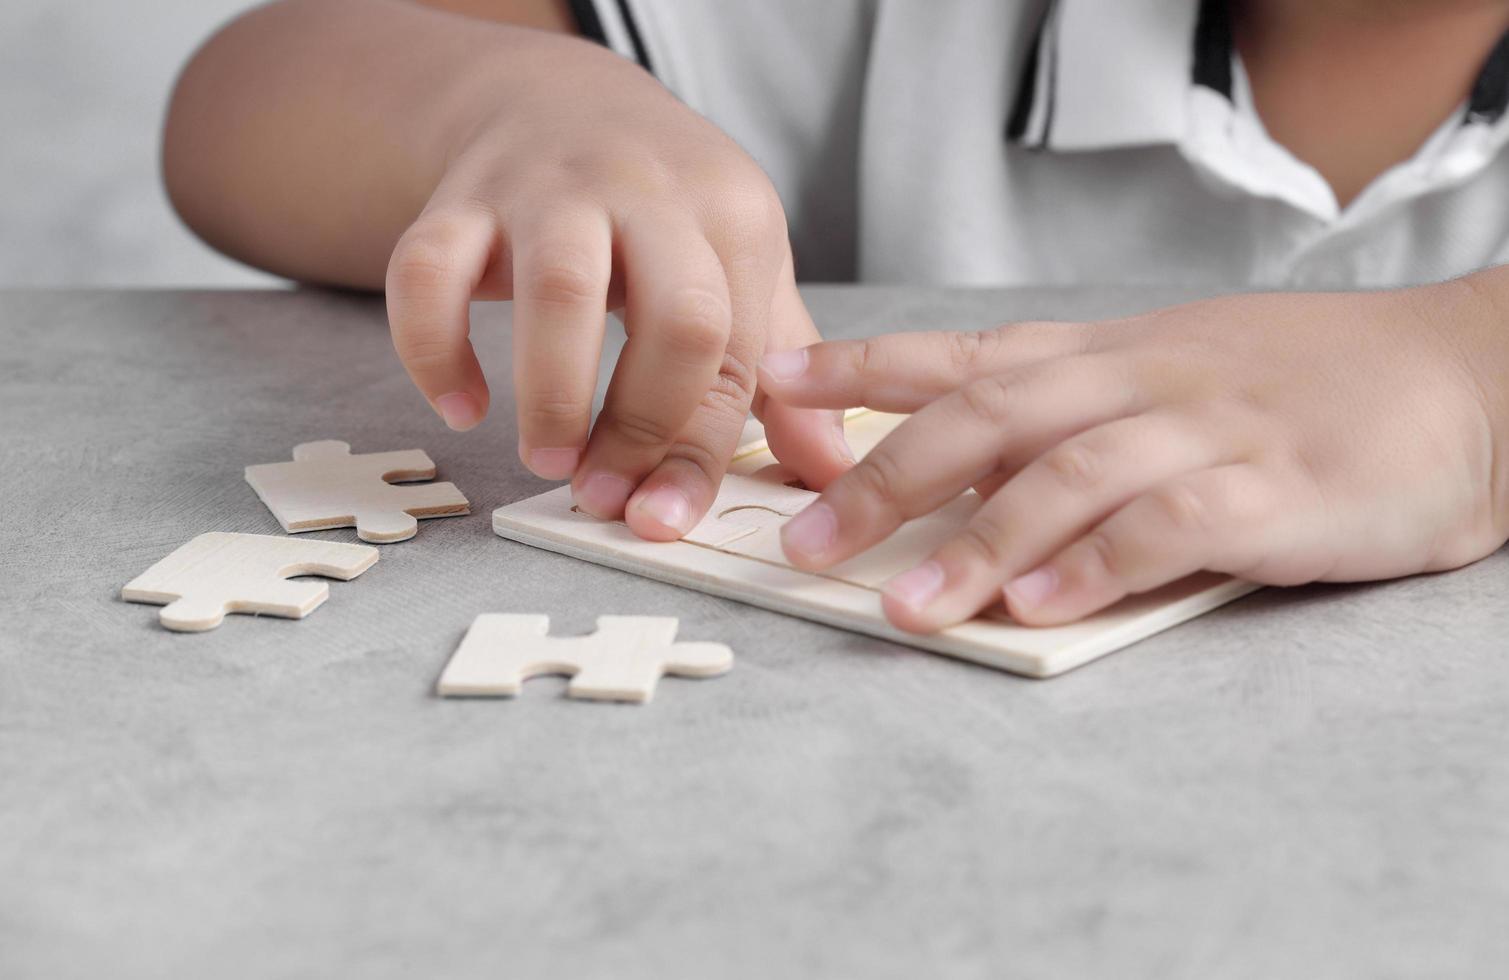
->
[2,287,1506,980]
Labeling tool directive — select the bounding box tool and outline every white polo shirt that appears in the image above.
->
[572,0,1509,288]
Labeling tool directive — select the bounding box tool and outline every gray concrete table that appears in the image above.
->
[2,287,1506,980]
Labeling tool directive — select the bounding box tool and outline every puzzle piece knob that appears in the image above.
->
[158,595,233,632]
[291,440,353,461]
[353,509,421,543]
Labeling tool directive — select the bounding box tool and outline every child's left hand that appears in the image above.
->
[757,275,1509,630]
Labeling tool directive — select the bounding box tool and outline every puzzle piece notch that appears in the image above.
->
[437,614,733,703]
[674,473,987,589]
[559,472,985,591]
[686,504,789,549]
[562,469,812,549]
[292,439,363,463]
[682,476,816,549]
[121,531,379,632]
[245,440,470,543]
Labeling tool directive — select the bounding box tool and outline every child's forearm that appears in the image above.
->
[162,0,582,287]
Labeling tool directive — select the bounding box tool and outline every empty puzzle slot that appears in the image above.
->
[716,505,788,521]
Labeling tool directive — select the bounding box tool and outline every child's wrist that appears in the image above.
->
[431,28,623,175]
[1450,267,1509,537]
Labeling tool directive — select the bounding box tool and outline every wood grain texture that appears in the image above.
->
[245,440,469,543]
[120,531,379,632]
[494,478,1257,678]
[437,614,734,703]
[495,411,1260,677]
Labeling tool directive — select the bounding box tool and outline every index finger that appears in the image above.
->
[757,322,1089,413]
[778,355,1141,571]
[386,207,499,430]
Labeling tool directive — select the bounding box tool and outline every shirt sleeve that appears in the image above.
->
[569,0,878,281]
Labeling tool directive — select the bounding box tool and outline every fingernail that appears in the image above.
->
[782,502,837,560]
[528,447,580,481]
[1006,567,1058,609]
[760,349,809,383]
[434,392,482,431]
[832,413,856,465]
[632,484,692,534]
[884,561,945,612]
[576,472,634,519]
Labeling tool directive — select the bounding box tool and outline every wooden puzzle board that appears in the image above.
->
[493,411,1259,677]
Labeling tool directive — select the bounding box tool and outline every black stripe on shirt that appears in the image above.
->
[565,0,654,74]
[1005,1,1055,147]
[1191,0,1234,100]
[565,0,608,45]
[615,0,655,74]
[1468,31,1509,125]
[1007,6,1509,145]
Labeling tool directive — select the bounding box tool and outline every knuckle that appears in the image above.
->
[853,337,883,378]
[844,451,908,517]
[392,333,455,375]
[1152,483,1215,536]
[957,376,1015,428]
[559,147,675,198]
[713,348,757,404]
[658,289,732,360]
[555,149,612,184]
[679,352,757,441]
[953,513,1009,569]
[705,181,789,254]
[1042,443,1102,493]
[606,408,678,450]
[388,236,459,295]
[944,329,990,374]
[722,182,786,233]
[523,256,601,309]
[660,439,721,485]
[521,391,587,429]
[1081,530,1123,581]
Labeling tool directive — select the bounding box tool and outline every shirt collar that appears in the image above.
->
[1007,0,1208,151]
[1008,0,1509,153]
[1468,30,1509,125]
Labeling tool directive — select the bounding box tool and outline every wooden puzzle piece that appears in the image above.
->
[651,471,986,590]
[121,532,379,632]
[245,440,469,543]
[681,475,816,549]
[495,413,1261,677]
[693,479,986,589]
[436,614,733,703]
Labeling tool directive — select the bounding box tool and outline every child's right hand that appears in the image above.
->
[384,34,852,540]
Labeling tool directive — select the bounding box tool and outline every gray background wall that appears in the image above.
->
[2,1,275,287]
